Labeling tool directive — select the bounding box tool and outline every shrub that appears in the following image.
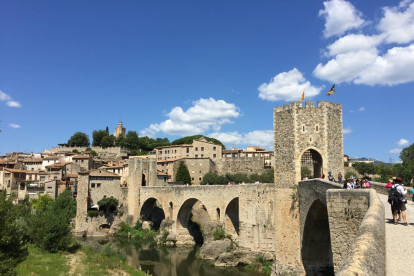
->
[213,227,226,241]
[98,196,119,213]
[72,149,80,154]
[87,210,101,217]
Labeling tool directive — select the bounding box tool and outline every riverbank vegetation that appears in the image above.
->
[0,190,148,275]
[117,220,158,243]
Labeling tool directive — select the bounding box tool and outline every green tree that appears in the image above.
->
[31,193,53,211]
[125,131,140,150]
[101,135,115,148]
[0,191,28,275]
[68,132,90,147]
[352,162,376,176]
[97,196,119,213]
[201,172,218,185]
[171,135,225,149]
[115,135,126,148]
[105,126,109,134]
[92,130,109,147]
[176,161,191,184]
[72,149,80,154]
[28,190,76,253]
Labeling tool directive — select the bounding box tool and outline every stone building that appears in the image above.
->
[273,101,344,268]
[115,121,126,138]
[22,158,43,171]
[72,155,93,171]
[155,137,222,161]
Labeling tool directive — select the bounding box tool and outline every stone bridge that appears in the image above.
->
[136,178,385,275]
[138,184,276,250]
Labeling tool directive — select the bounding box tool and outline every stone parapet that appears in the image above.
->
[336,189,386,276]
[370,181,388,195]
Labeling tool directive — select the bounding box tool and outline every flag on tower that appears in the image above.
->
[300,91,305,103]
[327,84,335,96]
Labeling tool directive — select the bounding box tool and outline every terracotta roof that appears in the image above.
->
[223,150,243,153]
[45,162,69,168]
[4,168,27,173]
[157,171,169,176]
[26,170,41,174]
[0,160,17,164]
[88,170,121,178]
[43,156,60,160]
[65,173,78,178]
[23,158,43,162]
[72,155,91,159]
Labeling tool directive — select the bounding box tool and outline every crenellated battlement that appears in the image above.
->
[273,101,342,113]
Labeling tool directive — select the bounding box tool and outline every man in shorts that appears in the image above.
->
[392,177,408,225]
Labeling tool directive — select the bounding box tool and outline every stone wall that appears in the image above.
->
[215,157,266,176]
[51,146,129,158]
[336,189,386,276]
[370,181,388,195]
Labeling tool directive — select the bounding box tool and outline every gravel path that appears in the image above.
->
[378,193,414,276]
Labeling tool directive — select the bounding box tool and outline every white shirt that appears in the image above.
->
[392,184,407,195]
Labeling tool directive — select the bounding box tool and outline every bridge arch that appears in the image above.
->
[177,198,210,245]
[301,199,334,276]
[224,197,239,238]
[299,147,324,179]
[140,197,165,230]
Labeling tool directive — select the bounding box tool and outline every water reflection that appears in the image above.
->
[77,238,265,276]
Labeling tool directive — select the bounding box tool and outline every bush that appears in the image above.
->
[213,227,226,241]
[87,210,101,217]
[28,190,77,253]
[72,149,80,154]
[344,171,353,179]
[98,196,119,213]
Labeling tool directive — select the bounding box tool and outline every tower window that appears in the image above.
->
[303,126,306,132]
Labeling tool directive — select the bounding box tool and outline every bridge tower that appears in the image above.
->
[128,157,157,221]
[273,101,344,270]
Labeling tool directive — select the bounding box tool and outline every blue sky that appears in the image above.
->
[1,0,413,162]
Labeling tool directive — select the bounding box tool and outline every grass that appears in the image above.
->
[15,244,147,276]
[213,226,226,241]
[15,245,70,276]
[245,255,273,275]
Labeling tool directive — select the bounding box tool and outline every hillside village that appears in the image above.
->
[0,121,276,203]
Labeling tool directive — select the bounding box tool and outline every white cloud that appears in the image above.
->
[140,98,240,137]
[0,90,21,107]
[397,138,410,147]
[354,44,414,85]
[358,107,365,111]
[389,148,402,154]
[208,132,243,146]
[258,68,323,102]
[314,50,378,83]
[319,0,365,38]
[378,1,414,44]
[6,101,22,108]
[325,34,384,57]
[0,91,12,101]
[343,127,353,134]
[209,130,274,151]
[315,1,414,86]
[9,124,21,129]
[244,130,274,150]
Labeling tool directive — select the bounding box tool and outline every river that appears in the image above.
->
[77,238,267,276]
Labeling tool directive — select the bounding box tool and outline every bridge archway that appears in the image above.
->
[301,148,323,179]
[302,199,333,276]
[140,197,165,230]
[224,197,239,238]
[177,198,210,245]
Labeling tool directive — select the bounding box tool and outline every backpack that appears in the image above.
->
[388,185,404,205]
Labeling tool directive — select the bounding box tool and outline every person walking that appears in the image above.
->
[391,177,408,225]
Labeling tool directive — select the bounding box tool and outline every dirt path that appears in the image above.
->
[378,193,414,276]
[67,251,84,276]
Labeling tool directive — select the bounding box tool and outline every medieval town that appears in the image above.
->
[2,1,414,276]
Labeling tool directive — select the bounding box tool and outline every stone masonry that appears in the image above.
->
[273,101,344,270]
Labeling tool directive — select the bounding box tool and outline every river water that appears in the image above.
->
[77,238,267,276]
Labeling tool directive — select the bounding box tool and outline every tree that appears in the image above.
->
[92,130,109,147]
[0,191,28,275]
[105,126,109,134]
[68,132,90,147]
[31,193,53,211]
[114,135,126,148]
[97,196,119,213]
[125,131,140,150]
[301,166,312,179]
[28,190,76,253]
[176,161,191,184]
[352,162,376,176]
[101,135,115,148]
